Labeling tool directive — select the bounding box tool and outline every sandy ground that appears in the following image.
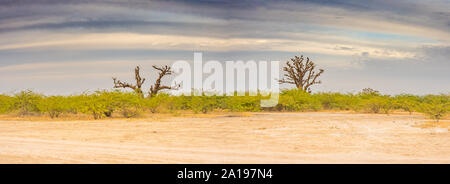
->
[0,112,449,164]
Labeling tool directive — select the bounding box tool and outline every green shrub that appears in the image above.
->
[144,94,163,113]
[144,93,182,113]
[115,92,142,118]
[75,91,145,119]
[190,96,216,113]
[394,94,420,114]
[225,95,261,112]
[76,93,108,119]
[65,95,85,114]
[418,95,449,122]
[13,90,43,116]
[361,97,383,113]
[38,96,69,118]
[95,90,125,117]
[380,96,394,114]
[358,92,394,114]
[316,92,358,110]
[0,94,15,114]
[279,89,321,111]
[0,89,448,120]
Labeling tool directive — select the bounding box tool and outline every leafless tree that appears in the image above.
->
[113,66,146,97]
[113,65,179,97]
[279,55,324,93]
[149,65,179,97]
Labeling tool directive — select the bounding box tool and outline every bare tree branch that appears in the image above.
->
[113,66,146,96]
[149,65,180,97]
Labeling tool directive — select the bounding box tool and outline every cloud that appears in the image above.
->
[1,0,448,40]
[0,32,420,61]
[0,0,448,94]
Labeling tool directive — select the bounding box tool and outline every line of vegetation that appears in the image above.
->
[0,55,448,121]
[0,89,448,122]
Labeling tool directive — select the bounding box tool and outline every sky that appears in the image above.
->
[0,0,449,95]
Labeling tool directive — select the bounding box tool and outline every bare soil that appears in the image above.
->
[0,112,449,163]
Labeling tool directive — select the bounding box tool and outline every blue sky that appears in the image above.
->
[0,0,449,95]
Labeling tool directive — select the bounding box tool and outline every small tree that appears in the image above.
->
[279,55,324,93]
[38,96,68,118]
[394,94,419,115]
[359,90,385,114]
[418,95,449,122]
[14,90,42,116]
[380,96,394,115]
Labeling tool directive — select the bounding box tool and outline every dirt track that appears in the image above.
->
[0,112,449,163]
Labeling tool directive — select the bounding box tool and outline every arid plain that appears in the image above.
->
[0,112,449,163]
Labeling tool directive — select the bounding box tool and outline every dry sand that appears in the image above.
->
[0,112,449,163]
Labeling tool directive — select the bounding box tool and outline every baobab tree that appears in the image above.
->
[112,65,178,97]
[149,65,179,97]
[113,66,146,97]
[279,55,324,93]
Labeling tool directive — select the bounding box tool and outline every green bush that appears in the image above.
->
[96,90,120,117]
[76,93,108,119]
[13,90,43,116]
[189,96,217,113]
[144,93,182,113]
[316,92,358,110]
[357,92,394,114]
[225,95,261,112]
[144,94,164,113]
[359,95,393,114]
[65,95,85,114]
[38,96,69,118]
[380,96,394,114]
[418,95,449,122]
[115,92,142,118]
[394,94,420,114]
[279,89,321,111]
[0,89,448,122]
[75,90,144,119]
[0,94,15,114]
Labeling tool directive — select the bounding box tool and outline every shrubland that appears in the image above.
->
[417,95,450,122]
[0,89,448,121]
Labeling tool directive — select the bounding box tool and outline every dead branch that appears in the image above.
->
[149,65,180,97]
[113,66,146,96]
